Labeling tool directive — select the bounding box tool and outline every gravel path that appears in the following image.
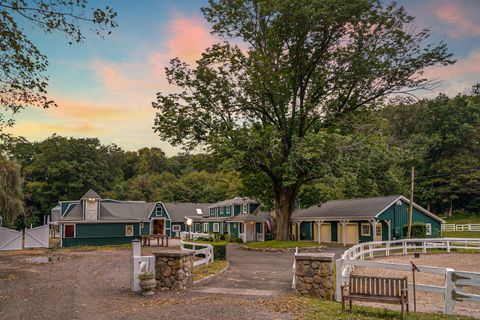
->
[0,245,297,320]
[355,252,480,318]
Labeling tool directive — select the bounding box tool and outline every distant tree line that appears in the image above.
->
[0,88,478,227]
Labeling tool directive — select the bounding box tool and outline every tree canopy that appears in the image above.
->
[0,0,117,131]
[152,0,454,239]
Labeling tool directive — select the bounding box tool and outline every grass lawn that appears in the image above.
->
[301,298,474,320]
[192,260,229,281]
[245,240,321,249]
[442,231,480,238]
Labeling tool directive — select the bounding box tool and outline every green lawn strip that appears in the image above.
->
[245,240,321,249]
[442,231,480,238]
[192,260,229,281]
[303,298,473,320]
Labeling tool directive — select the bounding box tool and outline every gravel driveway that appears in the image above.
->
[0,245,298,320]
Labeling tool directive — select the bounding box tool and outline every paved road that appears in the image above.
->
[192,244,347,297]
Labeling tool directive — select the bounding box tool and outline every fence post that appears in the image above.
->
[386,242,390,256]
[402,241,407,255]
[369,243,373,259]
[335,259,343,302]
[447,240,451,253]
[132,239,141,292]
[445,268,455,315]
[422,240,427,254]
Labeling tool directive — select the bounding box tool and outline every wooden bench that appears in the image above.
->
[342,274,409,317]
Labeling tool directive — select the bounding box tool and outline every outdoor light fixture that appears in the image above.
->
[186,218,192,226]
[396,200,402,206]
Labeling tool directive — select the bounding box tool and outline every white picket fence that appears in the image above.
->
[442,224,480,232]
[180,240,214,267]
[335,238,480,315]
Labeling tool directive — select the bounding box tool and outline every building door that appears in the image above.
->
[153,219,165,235]
[375,223,383,241]
[320,224,331,243]
[338,223,359,244]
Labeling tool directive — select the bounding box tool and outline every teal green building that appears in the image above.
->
[58,190,210,247]
[291,195,444,245]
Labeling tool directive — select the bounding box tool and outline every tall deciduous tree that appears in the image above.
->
[0,0,117,130]
[152,0,454,240]
[0,155,23,227]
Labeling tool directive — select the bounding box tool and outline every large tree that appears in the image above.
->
[152,0,454,240]
[0,0,117,130]
[0,155,23,227]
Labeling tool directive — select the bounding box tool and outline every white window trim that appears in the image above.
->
[242,204,248,214]
[172,225,181,232]
[64,224,76,238]
[426,223,432,236]
[203,223,209,233]
[361,223,371,237]
[213,223,220,233]
[195,223,202,233]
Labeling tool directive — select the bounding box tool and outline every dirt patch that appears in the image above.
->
[0,248,294,320]
[354,253,480,318]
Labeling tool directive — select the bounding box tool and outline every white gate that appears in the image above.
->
[25,225,49,248]
[0,227,23,250]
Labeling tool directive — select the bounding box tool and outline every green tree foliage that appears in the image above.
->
[20,135,123,214]
[0,155,23,227]
[379,88,480,216]
[152,0,454,239]
[0,0,117,131]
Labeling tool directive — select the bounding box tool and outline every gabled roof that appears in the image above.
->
[163,203,212,222]
[209,196,259,208]
[100,202,156,220]
[81,189,101,199]
[228,213,268,223]
[292,195,444,223]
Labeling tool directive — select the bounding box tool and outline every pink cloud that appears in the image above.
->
[425,49,480,79]
[434,1,480,37]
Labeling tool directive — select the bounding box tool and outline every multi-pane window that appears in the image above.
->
[361,223,371,236]
[226,206,231,215]
[242,204,248,214]
[203,223,209,233]
[172,225,181,232]
[213,223,219,233]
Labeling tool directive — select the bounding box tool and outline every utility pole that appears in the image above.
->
[408,167,414,238]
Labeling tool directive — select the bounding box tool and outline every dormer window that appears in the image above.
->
[242,204,248,214]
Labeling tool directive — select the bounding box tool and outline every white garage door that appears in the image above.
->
[338,223,359,245]
[320,224,331,243]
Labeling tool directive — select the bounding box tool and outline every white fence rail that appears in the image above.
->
[336,238,480,315]
[180,232,213,241]
[132,240,155,292]
[442,224,480,232]
[180,241,214,267]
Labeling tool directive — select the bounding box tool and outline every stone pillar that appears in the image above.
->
[154,250,194,291]
[294,253,335,300]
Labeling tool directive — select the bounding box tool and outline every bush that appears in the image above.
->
[403,223,426,238]
[213,244,227,260]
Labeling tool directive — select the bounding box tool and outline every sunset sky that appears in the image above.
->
[6,0,480,156]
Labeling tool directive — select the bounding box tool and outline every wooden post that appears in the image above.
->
[335,259,343,302]
[317,221,322,244]
[408,167,414,238]
[445,268,455,314]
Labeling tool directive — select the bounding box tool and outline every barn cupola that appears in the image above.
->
[81,189,101,221]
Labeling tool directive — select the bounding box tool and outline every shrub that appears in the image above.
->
[403,223,426,238]
[138,272,155,280]
[212,244,227,260]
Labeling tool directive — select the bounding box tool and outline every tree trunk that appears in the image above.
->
[274,187,299,241]
[448,200,453,218]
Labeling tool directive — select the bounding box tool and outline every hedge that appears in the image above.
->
[213,244,227,260]
[403,223,427,238]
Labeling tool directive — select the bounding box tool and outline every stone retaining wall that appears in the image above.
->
[294,252,335,299]
[241,246,325,253]
[154,250,194,291]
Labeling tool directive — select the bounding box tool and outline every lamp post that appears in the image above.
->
[186,218,192,240]
[393,200,402,240]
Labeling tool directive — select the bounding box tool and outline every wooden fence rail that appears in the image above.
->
[180,241,214,267]
[336,238,480,315]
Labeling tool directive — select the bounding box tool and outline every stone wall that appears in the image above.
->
[154,250,194,291]
[294,252,335,299]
